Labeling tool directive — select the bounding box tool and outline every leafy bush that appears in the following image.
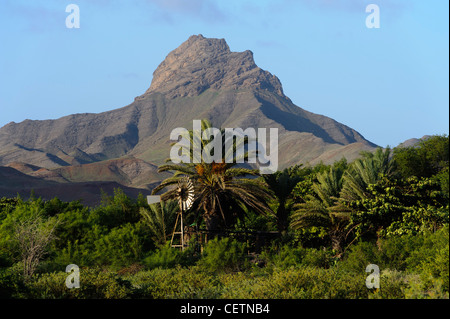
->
[90,222,147,268]
[301,248,331,268]
[260,244,300,269]
[0,266,28,298]
[26,267,134,299]
[339,241,380,273]
[142,245,183,269]
[261,244,331,269]
[89,189,142,229]
[377,234,423,271]
[220,267,367,299]
[142,242,199,269]
[127,266,220,298]
[406,226,449,292]
[197,237,248,272]
[339,228,450,297]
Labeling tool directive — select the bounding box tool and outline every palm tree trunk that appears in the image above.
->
[330,227,344,252]
[331,235,342,252]
[204,213,221,239]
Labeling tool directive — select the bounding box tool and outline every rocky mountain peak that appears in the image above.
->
[146,34,285,99]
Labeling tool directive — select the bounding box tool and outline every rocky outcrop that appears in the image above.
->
[146,34,285,99]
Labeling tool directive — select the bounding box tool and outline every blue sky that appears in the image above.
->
[0,0,448,147]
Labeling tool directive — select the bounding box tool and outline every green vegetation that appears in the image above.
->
[153,119,273,234]
[0,134,448,299]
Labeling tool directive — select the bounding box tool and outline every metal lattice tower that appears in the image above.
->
[170,177,194,250]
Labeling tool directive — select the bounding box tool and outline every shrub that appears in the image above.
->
[142,245,182,269]
[220,267,368,299]
[91,223,146,268]
[340,241,380,273]
[406,226,449,293]
[260,244,299,269]
[197,237,248,272]
[367,269,408,299]
[26,267,134,299]
[0,266,28,298]
[126,266,220,298]
[301,248,331,268]
[378,234,423,271]
[260,244,332,270]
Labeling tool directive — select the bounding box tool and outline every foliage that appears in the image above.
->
[0,266,28,298]
[219,266,368,299]
[0,199,59,279]
[339,227,449,296]
[153,119,273,233]
[142,243,198,269]
[26,267,135,299]
[393,135,449,179]
[434,166,449,198]
[0,197,19,222]
[341,147,395,202]
[348,175,449,240]
[90,222,147,269]
[0,134,448,299]
[197,237,248,272]
[260,244,331,270]
[139,200,178,247]
[291,165,350,251]
[406,225,449,292]
[126,266,220,299]
[263,165,311,233]
[91,188,142,228]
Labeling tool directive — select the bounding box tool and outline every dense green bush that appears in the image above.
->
[90,222,147,268]
[220,267,368,299]
[406,226,449,292]
[378,234,423,271]
[338,227,449,297]
[261,244,332,269]
[126,266,220,298]
[393,135,449,179]
[142,245,183,269]
[339,239,392,273]
[26,267,135,299]
[0,266,28,299]
[142,243,199,269]
[197,237,248,272]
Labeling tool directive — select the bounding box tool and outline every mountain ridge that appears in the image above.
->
[0,34,377,201]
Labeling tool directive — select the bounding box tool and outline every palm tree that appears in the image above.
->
[139,200,179,247]
[262,165,307,234]
[152,119,273,234]
[339,147,397,244]
[290,165,350,252]
[340,147,395,202]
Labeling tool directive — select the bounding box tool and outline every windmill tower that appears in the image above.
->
[170,177,194,250]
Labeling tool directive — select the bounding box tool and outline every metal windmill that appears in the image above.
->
[170,177,194,250]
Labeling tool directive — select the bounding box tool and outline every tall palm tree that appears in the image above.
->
[152,119,273,234]
[290,165,350,252]
[263,165,306,234]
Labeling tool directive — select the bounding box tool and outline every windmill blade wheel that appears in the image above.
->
[177,177,194,212]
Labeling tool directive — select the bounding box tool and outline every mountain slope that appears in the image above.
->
[0,166,148,206]
[0,34,377,195]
